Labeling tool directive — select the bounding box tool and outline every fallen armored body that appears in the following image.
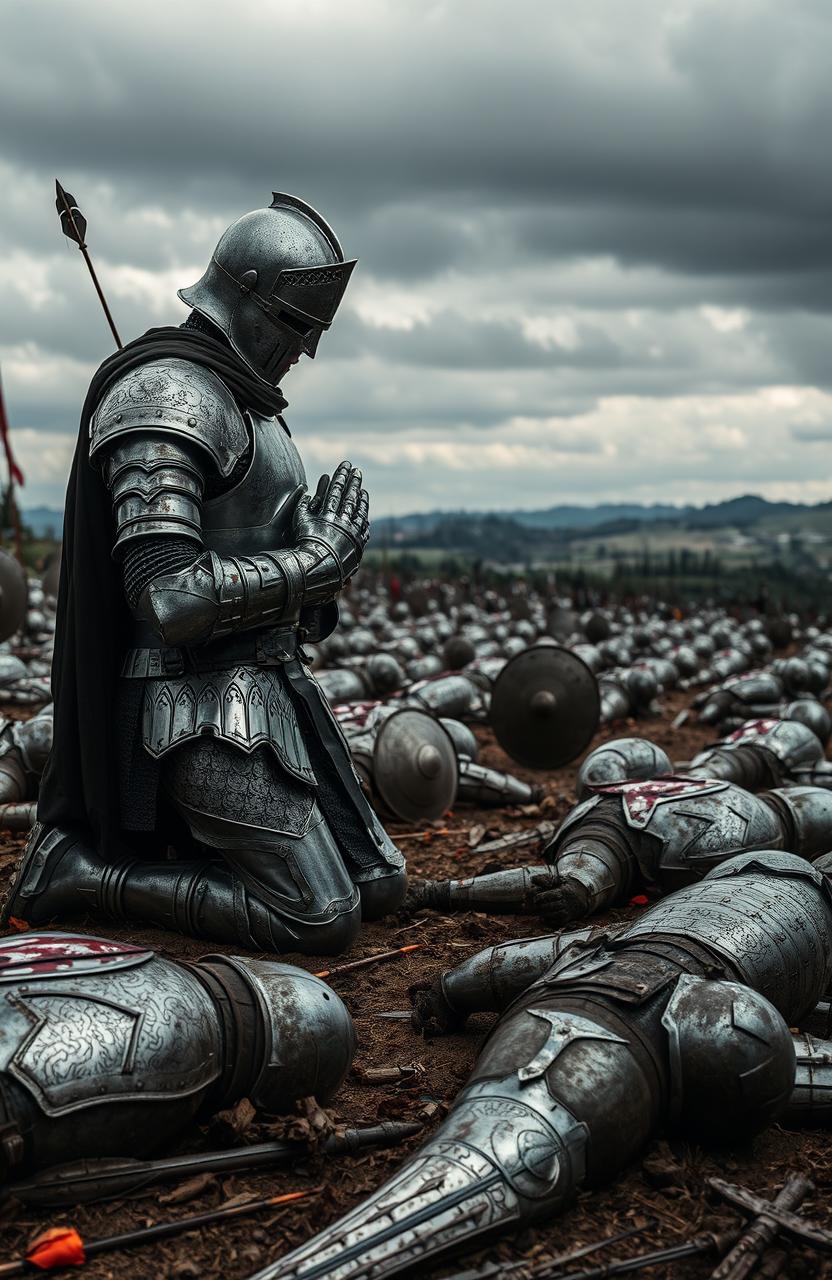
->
[407,777,832,924]
[0,931,354,1186]
[576,717,826,798]
[246,851,832,1280]
[3,193,404,954]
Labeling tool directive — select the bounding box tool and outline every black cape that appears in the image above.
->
[38,327,287,854]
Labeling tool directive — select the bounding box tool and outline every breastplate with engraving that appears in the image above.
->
[201,412,306,555]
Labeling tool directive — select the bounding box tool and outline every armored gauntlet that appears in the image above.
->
[407,777,832,927]
[137,463,369,644]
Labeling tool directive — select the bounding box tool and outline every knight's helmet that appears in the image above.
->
[179,193,356,385]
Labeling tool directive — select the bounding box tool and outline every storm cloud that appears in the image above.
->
[1,0,831,511]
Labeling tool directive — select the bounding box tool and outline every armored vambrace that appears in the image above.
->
[248,852,832,1280]
[135,466,368,646]
[0,933,354,1184]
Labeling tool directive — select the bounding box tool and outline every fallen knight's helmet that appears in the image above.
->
[179,193,356,385]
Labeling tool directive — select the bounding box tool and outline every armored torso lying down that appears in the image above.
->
[0,930,354,1185]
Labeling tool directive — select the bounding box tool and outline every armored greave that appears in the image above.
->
[456,759,541,807]
[6,826,361,957]
[110,853,362,955]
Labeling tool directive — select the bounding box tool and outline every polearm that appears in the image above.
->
[54,179,122,349]
[9,1121,422,1207]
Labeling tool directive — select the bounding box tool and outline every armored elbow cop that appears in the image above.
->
[0,933,354,1184]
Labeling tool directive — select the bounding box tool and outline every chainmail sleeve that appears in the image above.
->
[122,538,201,610]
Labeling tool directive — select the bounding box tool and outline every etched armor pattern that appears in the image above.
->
[254,1080,586,1280]
[90,359,248,478]
[621,873,832,1021]
[141,665,315,784]
[7,958,221,1114]
[163,737,315,836]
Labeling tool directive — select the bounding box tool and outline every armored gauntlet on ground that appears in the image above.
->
[0,932,354,1185]
[249,852,830,1280]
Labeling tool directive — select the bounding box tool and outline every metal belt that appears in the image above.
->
[121,626,302,678]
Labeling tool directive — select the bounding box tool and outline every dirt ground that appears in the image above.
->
[2,690,832,1278]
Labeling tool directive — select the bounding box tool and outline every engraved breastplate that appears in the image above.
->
[0,935,221,1116]
[201,412,306,555]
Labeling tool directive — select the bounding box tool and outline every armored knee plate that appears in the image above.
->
[201,955,355,1105]
[661,975,795,1141]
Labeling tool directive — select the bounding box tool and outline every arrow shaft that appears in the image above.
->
[84,1188,316,1256]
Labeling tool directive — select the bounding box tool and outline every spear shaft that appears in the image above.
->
[54,179,122,349]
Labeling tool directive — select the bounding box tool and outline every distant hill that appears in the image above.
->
[22,494,832,546]
[374,494,832,538]
[22,506,63,539]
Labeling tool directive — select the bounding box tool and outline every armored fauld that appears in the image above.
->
[407,777,832,924]
[6,193,404,954]
[249,852,830,1280]
[0,931,354,1185]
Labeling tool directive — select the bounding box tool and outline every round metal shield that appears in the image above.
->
[373,708,458,822]
[490,645,600,769]
[0,551,28,643]
[584,612,611,644]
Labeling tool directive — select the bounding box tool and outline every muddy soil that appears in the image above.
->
[2,691,831,1278]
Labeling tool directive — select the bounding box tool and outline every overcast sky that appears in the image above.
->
[2,0,832,515]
